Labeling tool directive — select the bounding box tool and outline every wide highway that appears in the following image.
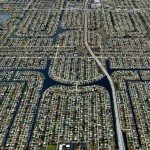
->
[84,0,125,150]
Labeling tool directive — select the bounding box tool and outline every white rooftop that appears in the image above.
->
[94,0,100,3]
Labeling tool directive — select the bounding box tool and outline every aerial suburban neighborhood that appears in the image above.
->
[0,0,149,150]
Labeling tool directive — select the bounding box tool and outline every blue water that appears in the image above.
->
[2,59,150,149]
[0,14,11,23]
[25,59,119,149]
[3,81,27,147]
[50,10,69,44]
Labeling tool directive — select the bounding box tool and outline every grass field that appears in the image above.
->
[47,145,57,150]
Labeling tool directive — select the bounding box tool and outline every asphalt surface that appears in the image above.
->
[84,0,125,150]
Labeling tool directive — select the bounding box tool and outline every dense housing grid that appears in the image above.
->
[0,0,149,150]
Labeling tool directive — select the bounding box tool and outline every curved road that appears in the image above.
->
[84,0,125,150]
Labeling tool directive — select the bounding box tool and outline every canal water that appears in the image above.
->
[0,13,10,23]
[2,58,147,149]
[1,59,119,149]
[39,59,119,149]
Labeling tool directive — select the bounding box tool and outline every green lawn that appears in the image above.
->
[47,145,57,150]
[77,47,85,52]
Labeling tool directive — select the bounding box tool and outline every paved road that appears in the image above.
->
[84,0,125,150]
[22,8,150,12]
[25,0,33,10]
